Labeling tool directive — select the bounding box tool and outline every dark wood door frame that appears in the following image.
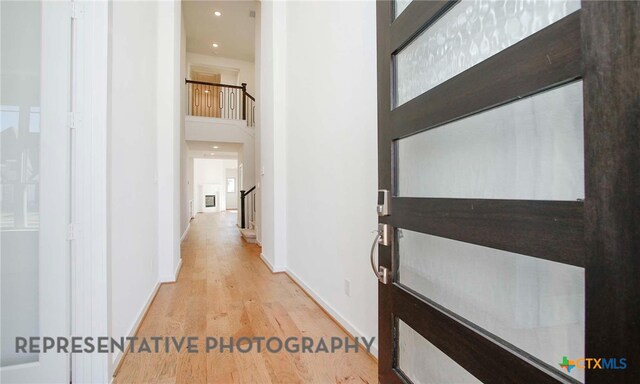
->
[376,1,639,383]
[582,2,640,383]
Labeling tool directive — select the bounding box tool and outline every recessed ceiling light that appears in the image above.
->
[210,152,215,155]
[214,11,222,16]
[212,43,219,48]
[204,90,210,93]
[213,146,219,149]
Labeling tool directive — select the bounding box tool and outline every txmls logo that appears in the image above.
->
[559,356,627,372]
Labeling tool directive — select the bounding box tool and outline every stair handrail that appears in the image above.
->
[240,186,256,229]
[241,186,256,197]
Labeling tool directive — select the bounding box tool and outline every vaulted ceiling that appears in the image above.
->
[183,0,257,62]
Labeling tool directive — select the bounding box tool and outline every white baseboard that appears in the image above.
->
[259,252,286,273]
[173,258,183,280]
[181,222,191,242]
[111,280,161,376]
[159,258,183,283]
[285,268,378,358]
[174,257,182,280]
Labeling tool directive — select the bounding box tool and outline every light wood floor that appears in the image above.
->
[114,211,377,383]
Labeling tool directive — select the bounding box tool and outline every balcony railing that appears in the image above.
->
[186,79,255,126]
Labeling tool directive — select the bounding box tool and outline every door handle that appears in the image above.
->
[370,224,391,284]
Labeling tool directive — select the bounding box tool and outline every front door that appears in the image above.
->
[376,1,639,383]
[1,1,71,382]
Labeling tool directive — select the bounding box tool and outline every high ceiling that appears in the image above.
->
[183,0,257,62]
[187,140,242,160]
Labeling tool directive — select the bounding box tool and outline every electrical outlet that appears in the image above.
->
[344,279,351,297]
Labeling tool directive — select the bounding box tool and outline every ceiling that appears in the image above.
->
[187,140,242,160]
[183,0,257,62]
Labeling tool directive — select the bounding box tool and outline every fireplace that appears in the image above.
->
[205,194,216,208]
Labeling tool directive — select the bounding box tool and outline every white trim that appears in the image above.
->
[71,0,110,382]
[259,252,285,273]
[174,258,184,279]
[156,0,182,293]
[111,281,161,373]
[185,115,248,127]
[159,257,183,283]
[285,268,379,358]
[181,222,191,242]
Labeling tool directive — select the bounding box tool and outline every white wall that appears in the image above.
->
[185,116,255,192]
[156,0,182,283]
[108,0,181,373]
[254,1,262,245]
[258,0,288,272]
[186,52,256,95]
[193,159,237,213]
[260,0,379,353]
[216,67,239,86]
[180,6,190,238]
[187,156,194,220]
[226,167,239,209]
[109,0,159,370]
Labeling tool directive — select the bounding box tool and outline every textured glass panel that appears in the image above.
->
[397,81,584,200]
[0,0,41,367]
[398,229,585,382]
[395,0,581,106]
[395,0,412,18]
[398,319,481,384]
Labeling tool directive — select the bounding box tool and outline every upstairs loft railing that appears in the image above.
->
[186,79,255,127]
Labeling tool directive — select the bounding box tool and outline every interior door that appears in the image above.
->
[1,1,71,382]
[376,1,639,383]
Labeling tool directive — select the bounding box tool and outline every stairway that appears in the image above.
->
[239,185,257,243]
[240,228,256,243]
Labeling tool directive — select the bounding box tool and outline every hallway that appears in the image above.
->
[114,211,377,383]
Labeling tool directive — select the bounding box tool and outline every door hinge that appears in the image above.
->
[71,2,84,19]
[68,223,79,241]
[68,112,82,130]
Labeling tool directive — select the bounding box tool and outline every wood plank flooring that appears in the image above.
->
[114,211,377,383]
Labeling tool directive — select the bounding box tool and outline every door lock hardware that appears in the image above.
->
[370,224,391,284]
[377,189,390,216]
[377,223,390,246]
[377,266,390,285]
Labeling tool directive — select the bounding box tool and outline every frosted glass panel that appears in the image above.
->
[398,320,481,384]
[395,0,581,106]
[398,229,585,382]
[397,81,584,201]
[394,0,412,18]
[1,0,41,367]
